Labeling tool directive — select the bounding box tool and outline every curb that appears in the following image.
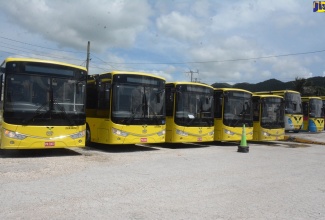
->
[284,135,325,145]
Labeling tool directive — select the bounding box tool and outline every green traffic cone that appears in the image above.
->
[238,124,249,153]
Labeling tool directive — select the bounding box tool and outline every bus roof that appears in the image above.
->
[98,70,165,81]
[2,57,87,71]
[213,87,253,94]
[166,81,214,89]
[301,96,322,100]
[253,94,283,99]
[255,90,300,95]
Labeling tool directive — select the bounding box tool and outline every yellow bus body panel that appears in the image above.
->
[0,122,85,149]
[87,118,166,145]
[214,119,253,141]
[252,122,285,141]
[165,117,214,143]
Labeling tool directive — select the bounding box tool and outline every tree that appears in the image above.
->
[292,77,312,95]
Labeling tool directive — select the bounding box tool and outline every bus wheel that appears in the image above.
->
[86,125,91,146]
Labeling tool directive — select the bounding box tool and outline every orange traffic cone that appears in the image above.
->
[237,124,249,153]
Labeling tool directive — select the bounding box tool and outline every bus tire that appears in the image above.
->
[86,124,91,147]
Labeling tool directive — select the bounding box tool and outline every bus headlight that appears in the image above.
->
[263,132,271,137]
[70,130,86,139]
[209,131,214,136]
[3,129,27,140]
[176,129,188,136]
[112,128,128,137]
[157,130,165,136]
[224,129,234,135]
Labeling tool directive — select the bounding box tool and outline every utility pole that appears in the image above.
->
[186,69,199,82]
[86,41,90,75]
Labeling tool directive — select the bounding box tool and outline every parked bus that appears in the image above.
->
[252,94,285,141]
[213,88,253,141]
[165,82,214,143]
[0,57,87,149]
[255,90,303,132]
[86,71,166,145]
[301,96,324,132]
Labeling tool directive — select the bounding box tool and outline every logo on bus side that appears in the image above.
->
[142,125,147,134]
[46,127,54,136]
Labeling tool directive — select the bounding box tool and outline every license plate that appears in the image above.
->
[140,138,147,143]
[45,142,55,147]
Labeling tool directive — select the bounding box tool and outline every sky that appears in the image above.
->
[0,0,324,85]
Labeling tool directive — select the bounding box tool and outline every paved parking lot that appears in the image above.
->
[1,133,325,219]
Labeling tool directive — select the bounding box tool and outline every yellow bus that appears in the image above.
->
[255,90,303,132]
[0,57,87,149]
[213,88,253,141]
[165,82,214,143]
[301,96,324,132]
[86,71,166,145]
[252,94,285,141]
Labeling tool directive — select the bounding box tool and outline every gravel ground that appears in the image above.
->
[0,140,325,220]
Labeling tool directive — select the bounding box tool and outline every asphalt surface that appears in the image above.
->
[0,132,325,219]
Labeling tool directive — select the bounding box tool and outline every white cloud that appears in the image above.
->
[2,0,152,52]
[156,11,202,41]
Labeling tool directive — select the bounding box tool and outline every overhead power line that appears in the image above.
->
[0,36,84,54]
[1,35,325,66]
[100,49,325,65]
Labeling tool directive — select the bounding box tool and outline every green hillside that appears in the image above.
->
[211,76,325,95]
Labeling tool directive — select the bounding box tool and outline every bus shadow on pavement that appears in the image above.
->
[206,141,240,147]
[153,141,237,149]
[86,142,160,153]
[251,141,311,148]
[0,148,82,158]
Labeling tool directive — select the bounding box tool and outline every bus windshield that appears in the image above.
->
[175,85,213,127]
[284,93,302,114]
[4,74,86,126]
[309,99,323,118]
[111,77,165,125]
[223,91,253,127]
[261,98,284,129]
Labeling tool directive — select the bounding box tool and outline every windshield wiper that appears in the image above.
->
[124,103,145,124]
[53,102,75,126]
[22,102,50,125]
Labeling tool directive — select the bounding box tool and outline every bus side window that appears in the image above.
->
[165,85,174,116]
[86,80,97,109]
[302,102,308,117]
[252,97,259,121]
[214,91,223,118]
[98,81,110,110]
